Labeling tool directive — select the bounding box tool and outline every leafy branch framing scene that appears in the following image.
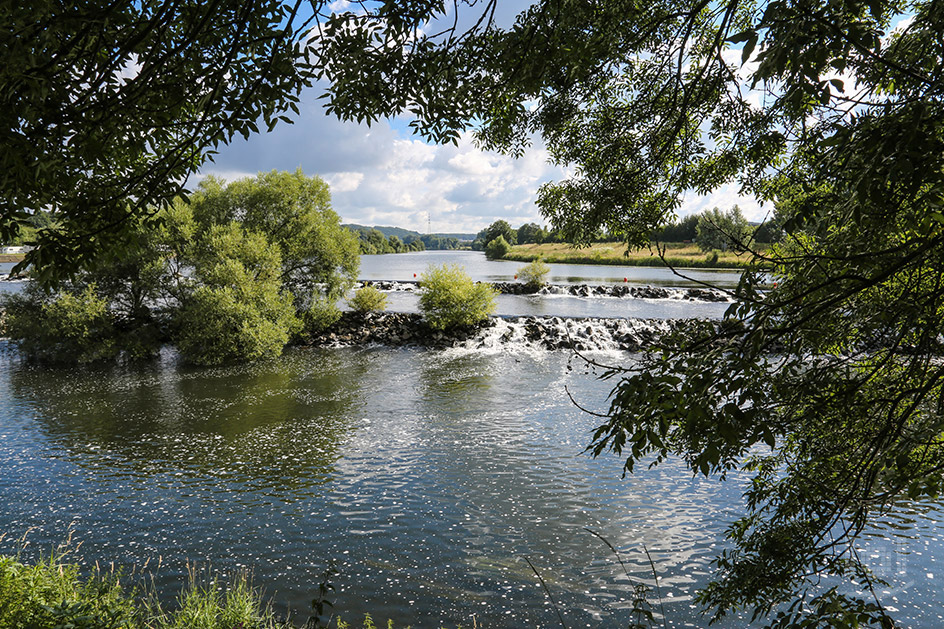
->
[2,0,943,627]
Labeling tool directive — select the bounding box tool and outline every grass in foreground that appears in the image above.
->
[0,546,294,629]
[502,242,762,269]
[0,549,464,629]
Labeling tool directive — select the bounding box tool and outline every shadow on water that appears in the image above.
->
[2,340,943,628]
[7,348,370,494]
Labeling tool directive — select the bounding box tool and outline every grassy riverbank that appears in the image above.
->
[502,242,760,269]
[0,549,430,629]
[0,551,294,629]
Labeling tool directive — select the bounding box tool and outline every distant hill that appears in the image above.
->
[344,224,477,242]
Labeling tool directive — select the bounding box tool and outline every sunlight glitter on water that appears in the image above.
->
[1,341,942,628]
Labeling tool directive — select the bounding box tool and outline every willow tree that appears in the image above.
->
[2,0,315,281]
[7,0,944,622]
[317,0,944,624]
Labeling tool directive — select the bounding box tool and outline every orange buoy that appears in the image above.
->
[623,277,627,282]
[514,274,518,280]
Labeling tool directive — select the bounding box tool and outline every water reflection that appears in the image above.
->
[6,348,368,497]
[1,342,942,628]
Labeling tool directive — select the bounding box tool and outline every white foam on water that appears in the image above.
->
[444,316,673,358]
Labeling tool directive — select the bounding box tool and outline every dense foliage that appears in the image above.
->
[0,552,292,629]
[418,264,496,330]
[695,206,752,252]
[319,0,944,624]
[2,284,118,363]
[350,227,427,254]
[517,222,550,245]
[484,235,511,260]
[1,0,318,282]
[516,260,550,291]
[347,285,388,314]
[2,172,357,365]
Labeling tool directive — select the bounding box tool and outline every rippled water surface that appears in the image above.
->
[2,252,943,627]
[2,343,942,627]
[0,345,737,627]
[359,250,743,288]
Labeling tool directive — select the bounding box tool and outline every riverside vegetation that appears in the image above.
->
[0,179,499,365]
[5,0,944,626]
[501,242,752,269]
[0,548,419,629]
[1,170,360,365]
[478,206,774,268]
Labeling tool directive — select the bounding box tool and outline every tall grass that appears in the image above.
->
[0,545,445,628]
[501,242,761,269]
[0,539,292,629]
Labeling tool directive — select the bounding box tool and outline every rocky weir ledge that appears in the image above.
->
[360,280,731,302]
[308,311,682,352]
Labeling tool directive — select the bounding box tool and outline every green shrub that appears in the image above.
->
[1,284,119,363]
[418,264,496,330]
[0,551,291,629]
[171,224,301,365]
[302,297,343,336]
[152,572,285,629]
[516,259,550,291]
[0,553,137,628]
[173,285,298,365]
[484,235,510,259]
[347,286,387,313]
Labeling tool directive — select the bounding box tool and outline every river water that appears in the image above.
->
[1,252,942,627]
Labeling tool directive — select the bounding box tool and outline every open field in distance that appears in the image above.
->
[502,242,763,269]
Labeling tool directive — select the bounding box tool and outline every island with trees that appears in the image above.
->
[2,0,942,627]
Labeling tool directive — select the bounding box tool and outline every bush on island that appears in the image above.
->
[1,283,119,363]
[170,223,301,365]
[1,171,357,365]
[347,285,387,313]
[484,235,510,259]
[516,259,550,291]
[418,264,496,330]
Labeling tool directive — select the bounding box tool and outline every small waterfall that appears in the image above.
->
[455,316,673,353]
[312,312,677,353]
[358,280,730,302]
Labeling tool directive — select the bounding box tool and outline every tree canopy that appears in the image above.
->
[695,206,751,252]
[1,0,321,281]
[319,0,944,624]
[6,0,944,623]
[2,171,357,365]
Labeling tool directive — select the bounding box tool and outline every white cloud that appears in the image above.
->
[679,184,766,222]
[327,0,352,12]
[202,95,563,233]
[202,83,775,233]
[324,171,364,192]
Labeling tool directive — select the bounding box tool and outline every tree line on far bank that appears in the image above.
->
[347,227,463,254]
[476,206,783,259]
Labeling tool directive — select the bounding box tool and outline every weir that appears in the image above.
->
[359,280,732,302]
[313,311,677,352]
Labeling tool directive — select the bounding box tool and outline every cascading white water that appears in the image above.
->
[455,316,674,354]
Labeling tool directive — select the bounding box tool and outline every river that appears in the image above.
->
[1,252,942,627]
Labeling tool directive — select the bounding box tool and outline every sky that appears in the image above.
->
[201,96,767,234]
[199,0,770,235]
[200,96,568,234]
[195,5,919,235]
